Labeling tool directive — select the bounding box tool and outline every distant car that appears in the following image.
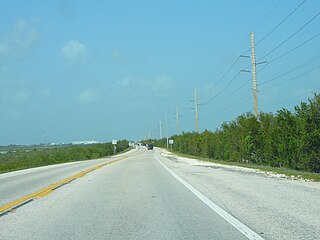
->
[147,144,154,150]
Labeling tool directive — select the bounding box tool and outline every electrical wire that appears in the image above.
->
[199,57,240,100]
[259,10,320,61]
[202,71,241,107]
[153,1,318,135]
[244,31,320,78]
[252,0,284,33]
[268,31,320,64]
[261,64,320,91]
[260,52,320,85]
[255,0,306,46]
[263,90,317,108]
[200,0,285,100]
[241,0,285,56]
[210,90,252,121]
[200,1,294,102]
[198,77,250,108]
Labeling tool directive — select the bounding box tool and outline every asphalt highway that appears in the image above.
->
[1,147,319,240]
[0,147,141,209]
[0,147,250,240]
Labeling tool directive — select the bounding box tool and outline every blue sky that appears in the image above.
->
[0,0,319,145]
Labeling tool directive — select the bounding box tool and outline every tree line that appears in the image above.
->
[152,93,320,173]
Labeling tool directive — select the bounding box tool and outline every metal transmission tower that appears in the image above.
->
[176,105,180,135]
[250,32,259,120]
[194,89,199,133]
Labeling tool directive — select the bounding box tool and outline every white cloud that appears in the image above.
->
[115,78,130,88]
[15,89,31,102]
[0,19,39,62]
[0,43,9,59]
[76,89,100,103]
[152,74,174,92]
[11,20,39,50]
[40,89,51,99]
[111,49,142,66]
[112,49,126,63]
[61,40,86,60]
[0,88,31,104]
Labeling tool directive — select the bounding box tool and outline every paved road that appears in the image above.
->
[156,149,320,240]
[1,147,319,239]
[0,147,250,240]
[0,147,141,208]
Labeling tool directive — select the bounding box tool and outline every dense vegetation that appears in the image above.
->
[153,93,320,173]
[0,140,129,174]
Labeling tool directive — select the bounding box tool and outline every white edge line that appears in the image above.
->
[155,156,265,240]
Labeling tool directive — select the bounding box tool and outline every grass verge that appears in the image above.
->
[0,141,131,174]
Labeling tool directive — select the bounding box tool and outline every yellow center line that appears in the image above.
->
[35,190,54,199]
[0,148,146,215]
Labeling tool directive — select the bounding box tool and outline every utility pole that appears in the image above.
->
[165,116,169,148]
[250,32,259,120]
[159,120,162,139]
[194,89,199,133]
[152,128,156,140]
[176,105,180,135]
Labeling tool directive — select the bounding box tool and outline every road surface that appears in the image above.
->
[0,147,141,208]
[0,147,319,240]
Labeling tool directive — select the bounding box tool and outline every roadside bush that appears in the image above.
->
[152,93,320,173]
[0,140,129,173]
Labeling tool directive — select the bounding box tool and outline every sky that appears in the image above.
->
[0,0,319,145]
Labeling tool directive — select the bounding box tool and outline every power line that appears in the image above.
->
[255,0,306,46]
[268,31,320,64]
[210,90,251,120]
[260,52,320,85]
[202,0,285,97]
[206,78,251,105]
[245,31,320,78]
[200,1,295,103]
[158,2,318,136]
[261,64,320,91]
[200,0,286,100]
[199,57,240,100]
[241,0,285,56]
[202,71,241,107]
[259,10,320,61]
[263,90,317,108]
[194,89,200,133]
[182,78,250,124]
[252,0,284,32]
[179,101,193,118]
[180,108,193,119]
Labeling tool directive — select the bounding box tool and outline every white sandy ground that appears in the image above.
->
[159,148,319,183]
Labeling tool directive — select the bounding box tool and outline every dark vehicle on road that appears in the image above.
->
[147,144,154,150]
